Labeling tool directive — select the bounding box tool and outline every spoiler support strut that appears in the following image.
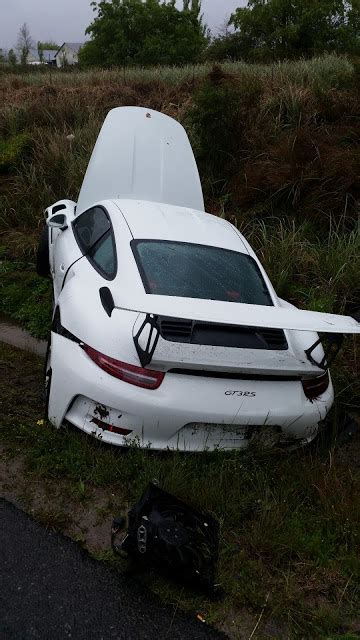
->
[305,333,344,370]
[134,314,160,367]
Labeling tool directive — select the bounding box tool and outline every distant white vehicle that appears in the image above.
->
[37,107,360,451]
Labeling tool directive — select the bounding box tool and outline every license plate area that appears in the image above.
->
[185,423,253,440]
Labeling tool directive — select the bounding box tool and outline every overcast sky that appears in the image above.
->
[1,0,246,51]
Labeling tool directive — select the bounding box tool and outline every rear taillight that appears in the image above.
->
[82,344,164,390]
[302,371,330,400]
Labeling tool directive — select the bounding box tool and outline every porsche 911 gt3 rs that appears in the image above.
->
[37,107,360,451]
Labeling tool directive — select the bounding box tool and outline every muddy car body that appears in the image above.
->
[39,107,360,451]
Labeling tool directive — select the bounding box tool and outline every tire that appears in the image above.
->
[36,227,50,278]
[43,333,52,419]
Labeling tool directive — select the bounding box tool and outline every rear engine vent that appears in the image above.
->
[158,317,288,350]
[160,319,193,342]
[259,328,288,350]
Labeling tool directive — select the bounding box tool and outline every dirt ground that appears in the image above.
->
[2,339,360,639]
[0,341,290,639]
[0,342,121,553]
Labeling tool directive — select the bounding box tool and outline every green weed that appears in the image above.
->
[0,133,32,173]
[0,260,52,338]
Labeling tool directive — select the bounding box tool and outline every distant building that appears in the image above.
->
[25,48,56,66]
[27,48,41,65]
[40,49,57,66]
[54,43,83,68]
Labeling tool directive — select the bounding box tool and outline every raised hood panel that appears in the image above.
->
[119,295,360,336]
[77,107,204,214]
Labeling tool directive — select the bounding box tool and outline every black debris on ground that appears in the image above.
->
[0,499,227,640]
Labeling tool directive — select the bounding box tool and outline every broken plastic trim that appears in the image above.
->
[90,416,132,436]
[111,483,220,595]
[52,306,81,344]
[305,333,344,370]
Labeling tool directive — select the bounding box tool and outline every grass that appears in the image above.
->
[0,54,353,89]
[0,55,359,638]
[1,341,360,638]
[0,260,52,338]
[0,132,32,173]
[0,54,359,235]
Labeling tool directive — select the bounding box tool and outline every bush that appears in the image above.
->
[190,59,360,227]
[0,132,32,173]
[0,260,52,338]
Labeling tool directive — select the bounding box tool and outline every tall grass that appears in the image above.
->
[0,54,360,639]
[241,219,360,311]
[0,54,353,89]
[2,336,360,637]
[0,54,358,232]
[191,61,360,225]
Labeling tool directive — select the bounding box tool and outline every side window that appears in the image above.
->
[73,206,117,280]
[73,206,110,253]
[88,233,116,279]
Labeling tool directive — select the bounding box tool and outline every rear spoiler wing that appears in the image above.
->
[116,295,360,335]
[114,295,359,369]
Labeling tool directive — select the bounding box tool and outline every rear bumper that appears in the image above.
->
[49,333,334,451]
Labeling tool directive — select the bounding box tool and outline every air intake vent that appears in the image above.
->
[158,317,288,350]
[260,328,288,350]
[160,319,193,342]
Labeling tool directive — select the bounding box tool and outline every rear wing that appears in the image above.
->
[113,295,359,369]
[116,295,360,336]
[77,107,204,214]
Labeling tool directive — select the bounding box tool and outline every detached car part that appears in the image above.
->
[111,483,220,594]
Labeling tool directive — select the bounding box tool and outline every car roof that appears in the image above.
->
[112,199,248,254]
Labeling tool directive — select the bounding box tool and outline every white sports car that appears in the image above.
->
[37,107,360,451]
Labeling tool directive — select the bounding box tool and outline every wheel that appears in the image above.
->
[36,226,50,278]
[43,333,52,419]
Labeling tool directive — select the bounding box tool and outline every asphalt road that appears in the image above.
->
[0,499,226,640]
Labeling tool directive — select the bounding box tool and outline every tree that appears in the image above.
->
[17,23,34,64]
[204,33,245,62]
[37,41,60,50]
[229,0,360,60]
[79,0,208,67]
[8,48,17,65]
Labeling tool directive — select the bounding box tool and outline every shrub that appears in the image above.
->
[191,60,360,227]
[0,132,32,173]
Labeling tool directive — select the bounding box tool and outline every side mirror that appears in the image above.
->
[47,212,68,230]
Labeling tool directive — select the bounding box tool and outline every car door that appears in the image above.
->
[52,225,82,303]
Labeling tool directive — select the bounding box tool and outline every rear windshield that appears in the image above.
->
[132,240,273,306]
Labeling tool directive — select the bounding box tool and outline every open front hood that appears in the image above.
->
[116,295,360,335]
[77,107,204,214]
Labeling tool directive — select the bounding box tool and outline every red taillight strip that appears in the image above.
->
[82,344,164,390]
[302,371,330,400]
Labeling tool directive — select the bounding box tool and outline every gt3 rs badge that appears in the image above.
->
[225,391,256,397]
